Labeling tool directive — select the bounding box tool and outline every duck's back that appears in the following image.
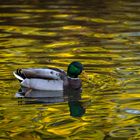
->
[21,68,61,80]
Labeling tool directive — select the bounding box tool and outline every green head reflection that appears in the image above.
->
[68,101,85,117]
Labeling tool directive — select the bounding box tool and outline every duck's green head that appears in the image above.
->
[67,61,83,78]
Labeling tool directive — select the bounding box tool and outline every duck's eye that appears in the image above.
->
[50,71,54,74]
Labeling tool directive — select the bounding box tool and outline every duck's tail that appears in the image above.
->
[13,69,26,82]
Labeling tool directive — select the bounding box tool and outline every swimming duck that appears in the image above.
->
[13,61,83,91]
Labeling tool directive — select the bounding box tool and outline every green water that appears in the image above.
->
[0,0,140,139]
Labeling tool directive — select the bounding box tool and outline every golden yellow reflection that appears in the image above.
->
[53,14,72,18]
[0,1,140,140]
[74,16,118,23]
[90,18,117,23]
[43,41,80,48]
[62,25,87,30]
[0,38,36,47]
[19,9,60,13]
[92,33,119,38]
[47,121,88,135]
[0,13,32,18]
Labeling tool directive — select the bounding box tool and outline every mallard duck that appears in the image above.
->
[13,61,83,91]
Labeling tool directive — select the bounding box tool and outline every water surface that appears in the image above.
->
[0,0,140,139]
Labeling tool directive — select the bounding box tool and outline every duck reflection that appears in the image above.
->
[16,87,85,117]
[64,87,85,117]
[68,101,85,117]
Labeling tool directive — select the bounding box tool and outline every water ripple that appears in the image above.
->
[0,0,140,139]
